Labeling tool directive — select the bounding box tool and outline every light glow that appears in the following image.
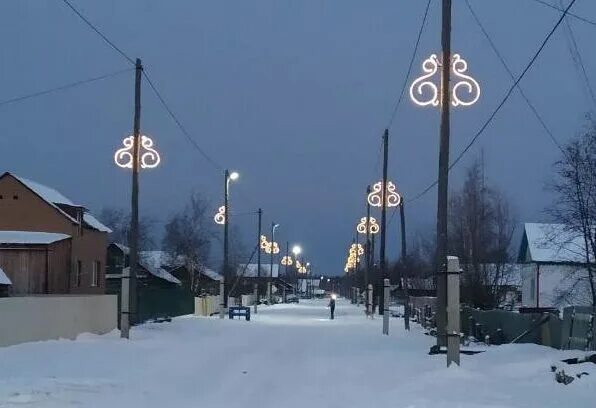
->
[356,217,380,235]
[229,171,239,181]
[281,256,293,266]
[292,245,302,256]
[367,181,401,208]
[114,135,161,169]
[214,206,226,225]
[260,235,280,254]
[409,53,480,107]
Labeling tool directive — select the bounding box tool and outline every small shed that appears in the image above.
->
[0,267,11,296]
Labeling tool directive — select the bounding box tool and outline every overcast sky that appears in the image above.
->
[1,0,595,275]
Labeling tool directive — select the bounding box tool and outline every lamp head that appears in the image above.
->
[229,171,239,181]
[292,245,302,256]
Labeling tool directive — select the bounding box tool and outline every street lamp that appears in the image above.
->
[114,133,161,338]
[267,223,280,303]
[410,48,480,357]
[222,169,239,317]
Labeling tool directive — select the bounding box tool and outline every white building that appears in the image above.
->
[518,223,593,308]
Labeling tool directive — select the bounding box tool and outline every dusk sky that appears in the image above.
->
[1,0,595,275]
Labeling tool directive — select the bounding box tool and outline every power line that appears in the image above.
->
[0,68,133,108]
[142,70,224,171]
[527,0,596,28]
[408,0,578,204]
[60,0,135,66]
[386,0,433,130]
[464,0,564,152]
[559,0,596,111]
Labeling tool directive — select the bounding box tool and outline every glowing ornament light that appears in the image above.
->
[356,217,380,235]
[409,53,480,107]
[214,206,226,225]
[260,235,279,254]
[367,181,401,208]
[114,135,161,169]
[281,256,293,266]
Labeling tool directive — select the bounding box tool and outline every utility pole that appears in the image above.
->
[400,199,410,331]
[121,58,142,340]
[365,185,371,316]
[256,208,262,312]
[379,129,389,324]
[223,169,231,311]
[436,0,452,348]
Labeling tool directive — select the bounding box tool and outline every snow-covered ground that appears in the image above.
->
[1,299,594,408]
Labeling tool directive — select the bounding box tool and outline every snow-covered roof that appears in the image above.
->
[111,243,130,255]
[201,267,222,281]
[0,267,11,285]
[139,251,182,284]
[237,264,279,278]
[83,213,112,233]
[0,231,70,245]
[522,223,591,264]
[9,174,111,234]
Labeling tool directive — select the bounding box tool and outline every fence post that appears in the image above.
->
[253,283,258,315]
[356,288,360,306]
[446,256,461,367]
[367,284,373,318]
[383,278,390,335]
[219,278,225,319]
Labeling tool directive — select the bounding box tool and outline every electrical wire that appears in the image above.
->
[60,0,136,66]
[407,0,578,204]
[559,0,596,111]
[386,0,433,130]
[527,0,596,28]
[142,70,224,172]
[464,0,564,152]
[0,68,133,108]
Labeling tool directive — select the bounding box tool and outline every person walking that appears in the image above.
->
[328,294,336,320]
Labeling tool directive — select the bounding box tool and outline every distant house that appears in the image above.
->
[518,223,593,308]
[0,172,110,295]
[106,244,221,294]
[106,244,181,290]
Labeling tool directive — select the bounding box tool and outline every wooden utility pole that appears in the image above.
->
[256,208,262,312]
[436,0,452,347]
[223,169,230,309]
[365,185,371,316]
[121,58,142,340]
[379,130,388,314]
[400,200,410,330]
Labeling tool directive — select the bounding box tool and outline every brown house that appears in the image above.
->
[0,172,110,295]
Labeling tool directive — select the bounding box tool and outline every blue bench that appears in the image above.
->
[229,306,251,321]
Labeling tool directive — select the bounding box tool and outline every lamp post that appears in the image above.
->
[357,214,379,316]
[268,222,280,303]
[292,245,302,295]
[367,175,401,334]
[113,58,162,339]
[222,170,239,316]
[409,7,480,349]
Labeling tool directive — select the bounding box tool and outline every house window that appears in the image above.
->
[91,261,100,287]
[76,260,82,287]
[12,195,18,200]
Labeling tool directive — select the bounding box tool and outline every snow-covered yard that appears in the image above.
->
[1,299,594,408]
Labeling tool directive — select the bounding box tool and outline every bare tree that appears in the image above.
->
[549,121,596,307]
[448,159,516,308]
[99,207,155,251]
[162,192,213,293]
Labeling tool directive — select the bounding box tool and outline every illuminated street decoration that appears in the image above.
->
[409,54,480,107]
[214,206,225,225]
[350,243,364,256]
[356,217,380,235]
[281,256,293,266]
[260,235,279,254]
[114,135,161,169]
[367,181,401,208]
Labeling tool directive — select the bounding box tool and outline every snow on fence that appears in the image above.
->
[195,296,219,316]
[0,295,117,347]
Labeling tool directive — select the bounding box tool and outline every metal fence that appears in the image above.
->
[561,306,595,351]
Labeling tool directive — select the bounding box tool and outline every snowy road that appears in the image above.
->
[1,299,594,408]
